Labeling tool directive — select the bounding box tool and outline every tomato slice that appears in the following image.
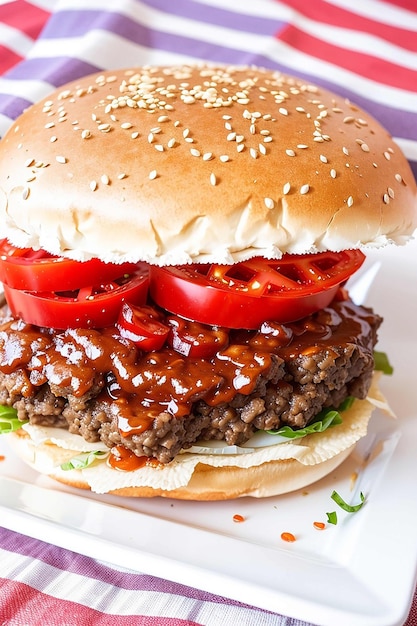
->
[167,315,229,358]
[117,303,170,351]
[150,251,365,329]
[0,239,136,291]
[3,264,150,329]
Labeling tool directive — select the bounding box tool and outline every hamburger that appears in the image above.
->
[0,63,415,500]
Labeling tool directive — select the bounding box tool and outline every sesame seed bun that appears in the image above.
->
[0,64,415,265]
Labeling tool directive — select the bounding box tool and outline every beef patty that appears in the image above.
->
[0,299,381,463]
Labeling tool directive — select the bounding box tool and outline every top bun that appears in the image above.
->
[0,63,416,265]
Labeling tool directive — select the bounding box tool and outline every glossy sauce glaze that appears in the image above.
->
[0,298,379,439]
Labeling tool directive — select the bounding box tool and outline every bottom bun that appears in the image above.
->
[7,372,390,500]
[7,430,355,499]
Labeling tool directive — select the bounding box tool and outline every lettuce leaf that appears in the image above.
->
[265,398,353,439]
[374,350,394,375]
[0,406,28,434]
[60,450,109,471]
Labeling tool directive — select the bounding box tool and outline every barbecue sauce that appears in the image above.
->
[0,300,379,440]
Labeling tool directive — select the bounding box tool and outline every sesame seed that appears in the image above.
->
[343,147,349,155]
[190,148,201,157]
[167,138,176,148]
[283,182,291,195]
[384,151,391,160]
[347,195,354,207]
[154,144,164,152]
[395,173,403,183]
[210,173,217,186]
[264,197,274,209]
[98,123,111,132]
[50,136,57,143]
[286,149,296,157]
[90,180,97,191]
[330,169,337,178]
[263,136,273,143]
[237,144,245,153]
[300,184,310,194]
[360,143,370,152]
[81,129,91,139]
[259,143,267,155]
[319,155,328,163]
[149,170,158,180]
[388,187,395,198]
[121,122,133,129]
[22,186,30,200]
[279,107,288,116]
[203,152,213,161]
[250,148,258,159]
[117,173,127,179]
[148,133,154,143]
[101,174,110,185]
[383,193,390,204]
[227,132,236,142]
[56,156,67,164]
[297,144,308,149]
[131,131,139,139]
[25,158,35,167]
[220,155,230,163]
[343,116,355,124]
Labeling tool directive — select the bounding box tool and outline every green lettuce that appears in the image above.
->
[265,396,354,440]
[0,406,28,434]
[60,450,109,471]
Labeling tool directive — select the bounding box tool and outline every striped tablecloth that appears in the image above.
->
[0,2,416,624]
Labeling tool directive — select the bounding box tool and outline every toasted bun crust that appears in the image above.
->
[0,64,416,265]
[8,428,354,500]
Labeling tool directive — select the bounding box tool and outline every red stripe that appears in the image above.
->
[384,0,417,11]
[0,46,23,74]
[277,25,417,91]
[0,578,202,626]
[277,0,417,51]
[0,1,50,40]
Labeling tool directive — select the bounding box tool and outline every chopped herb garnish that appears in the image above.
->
[326,491,366,525]
[0,406,28,434]
[331,490,366,513]
[61,450,109,471]
[374,351,394,375]
[326,511,338,525]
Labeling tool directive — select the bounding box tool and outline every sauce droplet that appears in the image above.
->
[281,532,296,542]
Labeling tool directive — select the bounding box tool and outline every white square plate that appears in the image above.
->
[1,239,417,626]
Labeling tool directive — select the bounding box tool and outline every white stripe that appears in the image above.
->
[395,136,417,162]
[0,22,34,55]
[27,29,197,68]
[327,0,417,30]
[0,77,55,101]
[0,547,285,625]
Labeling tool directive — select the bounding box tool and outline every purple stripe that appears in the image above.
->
[0,94,33,124]
[0,526,265,610]
[4,57,101,88]
[137,0,285,35]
